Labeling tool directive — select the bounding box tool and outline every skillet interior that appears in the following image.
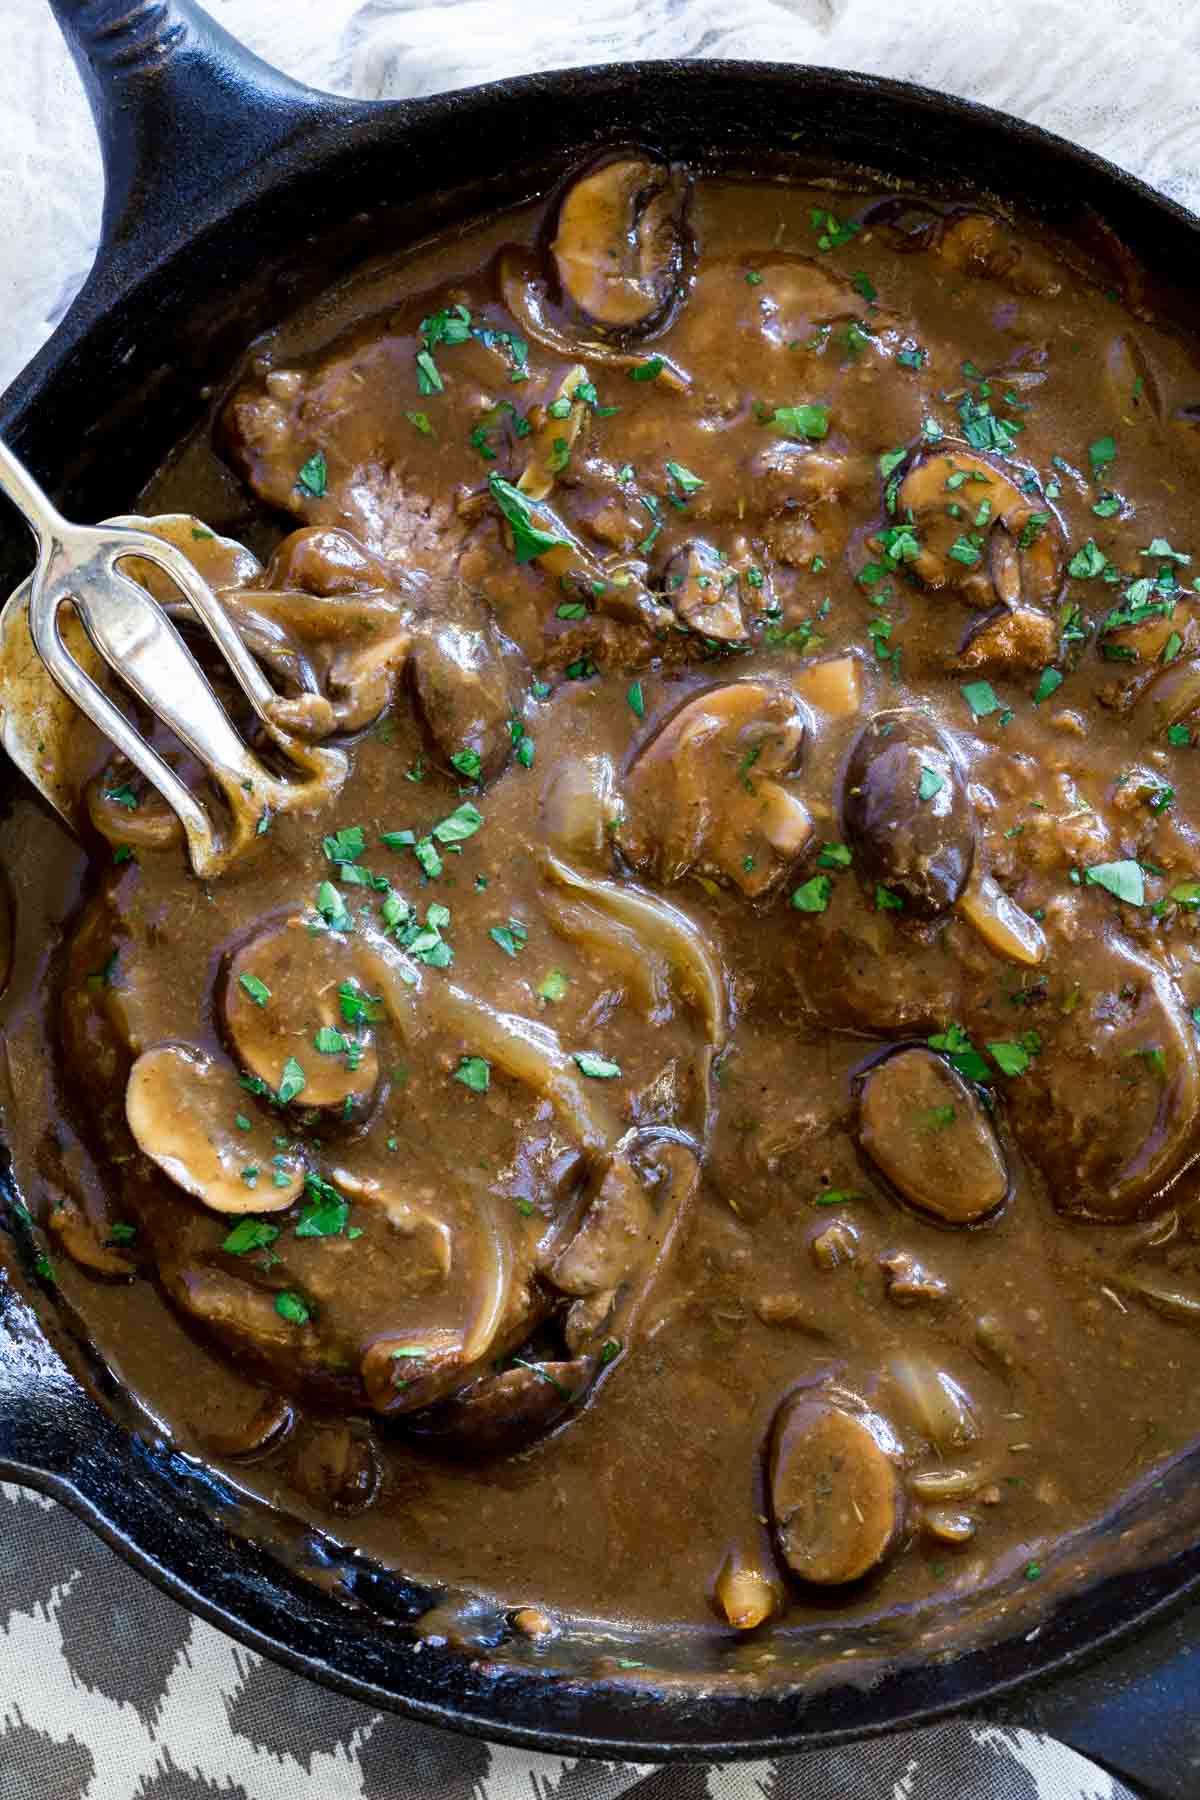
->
[4,35,1200,1778]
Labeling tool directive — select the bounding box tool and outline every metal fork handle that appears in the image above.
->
[0,440,65,545]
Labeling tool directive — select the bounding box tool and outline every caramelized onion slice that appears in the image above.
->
[543,849,727,1048]
[542,890,673,1024]
[956,871,1046,967]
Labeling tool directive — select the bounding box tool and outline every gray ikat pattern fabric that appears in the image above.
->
[0,1483,1138,1799]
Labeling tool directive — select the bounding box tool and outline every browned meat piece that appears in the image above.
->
[618,680,813,898]
[223,338,467,568]
[879,1249,950,1304]
[770,1395,903,1585]
[842,709,975,916]
[956,605,1058,672]
[858,1048,1008,1225]
[407,1359,592,1456]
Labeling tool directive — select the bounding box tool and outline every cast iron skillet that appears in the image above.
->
[3,2,1200,1789]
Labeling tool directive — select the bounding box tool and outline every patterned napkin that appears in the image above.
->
[3,0,1197,1790]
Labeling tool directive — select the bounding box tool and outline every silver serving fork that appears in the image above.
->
[0,440,347,877]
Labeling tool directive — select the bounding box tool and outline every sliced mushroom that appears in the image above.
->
[409,613,521,784]
[550,155,689,336]
[204,1393,295,1462]
[879,1249,949,1305]
[407,1357,592,1456]
[498,250,691,389]
[126,1042,305,1213]
[548,1136,701,1356]
[933,212,1064,298]
[842,709,974,916]
[769,1395,903,1586]
[1003,948,1200,1220]
[289,1421,380,1514]
[85,755,193,852]
[47,1190,135,1279]
[517,363,591,502]
[895,449,1063,610]
[663,540,746,641]
[858,1047,1008,1225]
[1137,655,1200,740]
[221,915,380,1109]
[617,681,813,899]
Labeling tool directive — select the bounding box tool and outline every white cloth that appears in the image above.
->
[2,0,1200,394]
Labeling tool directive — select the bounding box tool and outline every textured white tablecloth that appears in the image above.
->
[1,1,1198,1794]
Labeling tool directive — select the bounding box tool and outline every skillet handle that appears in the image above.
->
[47,0,335,278]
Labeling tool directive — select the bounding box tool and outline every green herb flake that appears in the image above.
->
[406,411,434,436]
[918,765,945,801]
[238,973,271,1008]
[433,800,484,845]
[450,747,482,781]
[277,1057,307,1105]
[488,471,571,564]
[296,1175,349,1238]
[489,919,528,957]
[574,1051,622,1080]
[1088,435,1117,475]
[961,680,1001,717]
[928,1022,992,1084]
[817,842,853,869]
[627,680,645,719]
[454,1055,491,1093]
[222,1218,280,1256]
[538,969,569,1003]
[628,356,665,383]
[772,404,829,441]
[1084,859,1145,906]
[275,1292,311,1325]
[791,875,832,913]
[1068,539,1108,579]
[666,460,705,494]
[414,837,443,880]
[296,450,328,497]
[875,884,904,912]
[1033,667,1063,704]
[987,1040,1032,1077]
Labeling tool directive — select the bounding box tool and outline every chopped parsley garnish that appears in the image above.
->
[296,451,327,497]
[108,1222,137,1245]
[918,766,945,801]
[666,461,704,494]
[1067,540,1108,579]
[961,680,1001,718]
[222,1219,280,1256]
[454,1055,491,1093]
[628,356,665,382]
[538,969,569,1002]
[296,1175,349,1238]
[415,837,443,880]
[810,207,860,251]
[771,404,829,441]
[406,411,433,436]
[878,447,907,481]
[450,747,482,780]
[1092,493,1122,518]
[338,980,384,1026]
[627,680,645,719]
[489,918,528,957]
[238,973,271,1007]
[817,842,852,869]
[103,783,138,810]
[323,824,366,865]
[1088,435,1117,475]
[574,1051,622,1079]
[851,270,877,302]
[875,884,904,912]
[927,1023,991,1083]
[313,1026,349,1056]
[791,875,832,913]
[433,800,483,844]
[987,1039,1033,1077]
[277,1057,307,1105]
[316,880,353,932]
[488,472,570,564]
[1168,724,1192,746]
[1085,860,1145,906]
[1033,667,1063,704]
[275,1292,311,1325]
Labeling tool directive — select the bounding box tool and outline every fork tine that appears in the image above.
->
[28,585,222,873]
